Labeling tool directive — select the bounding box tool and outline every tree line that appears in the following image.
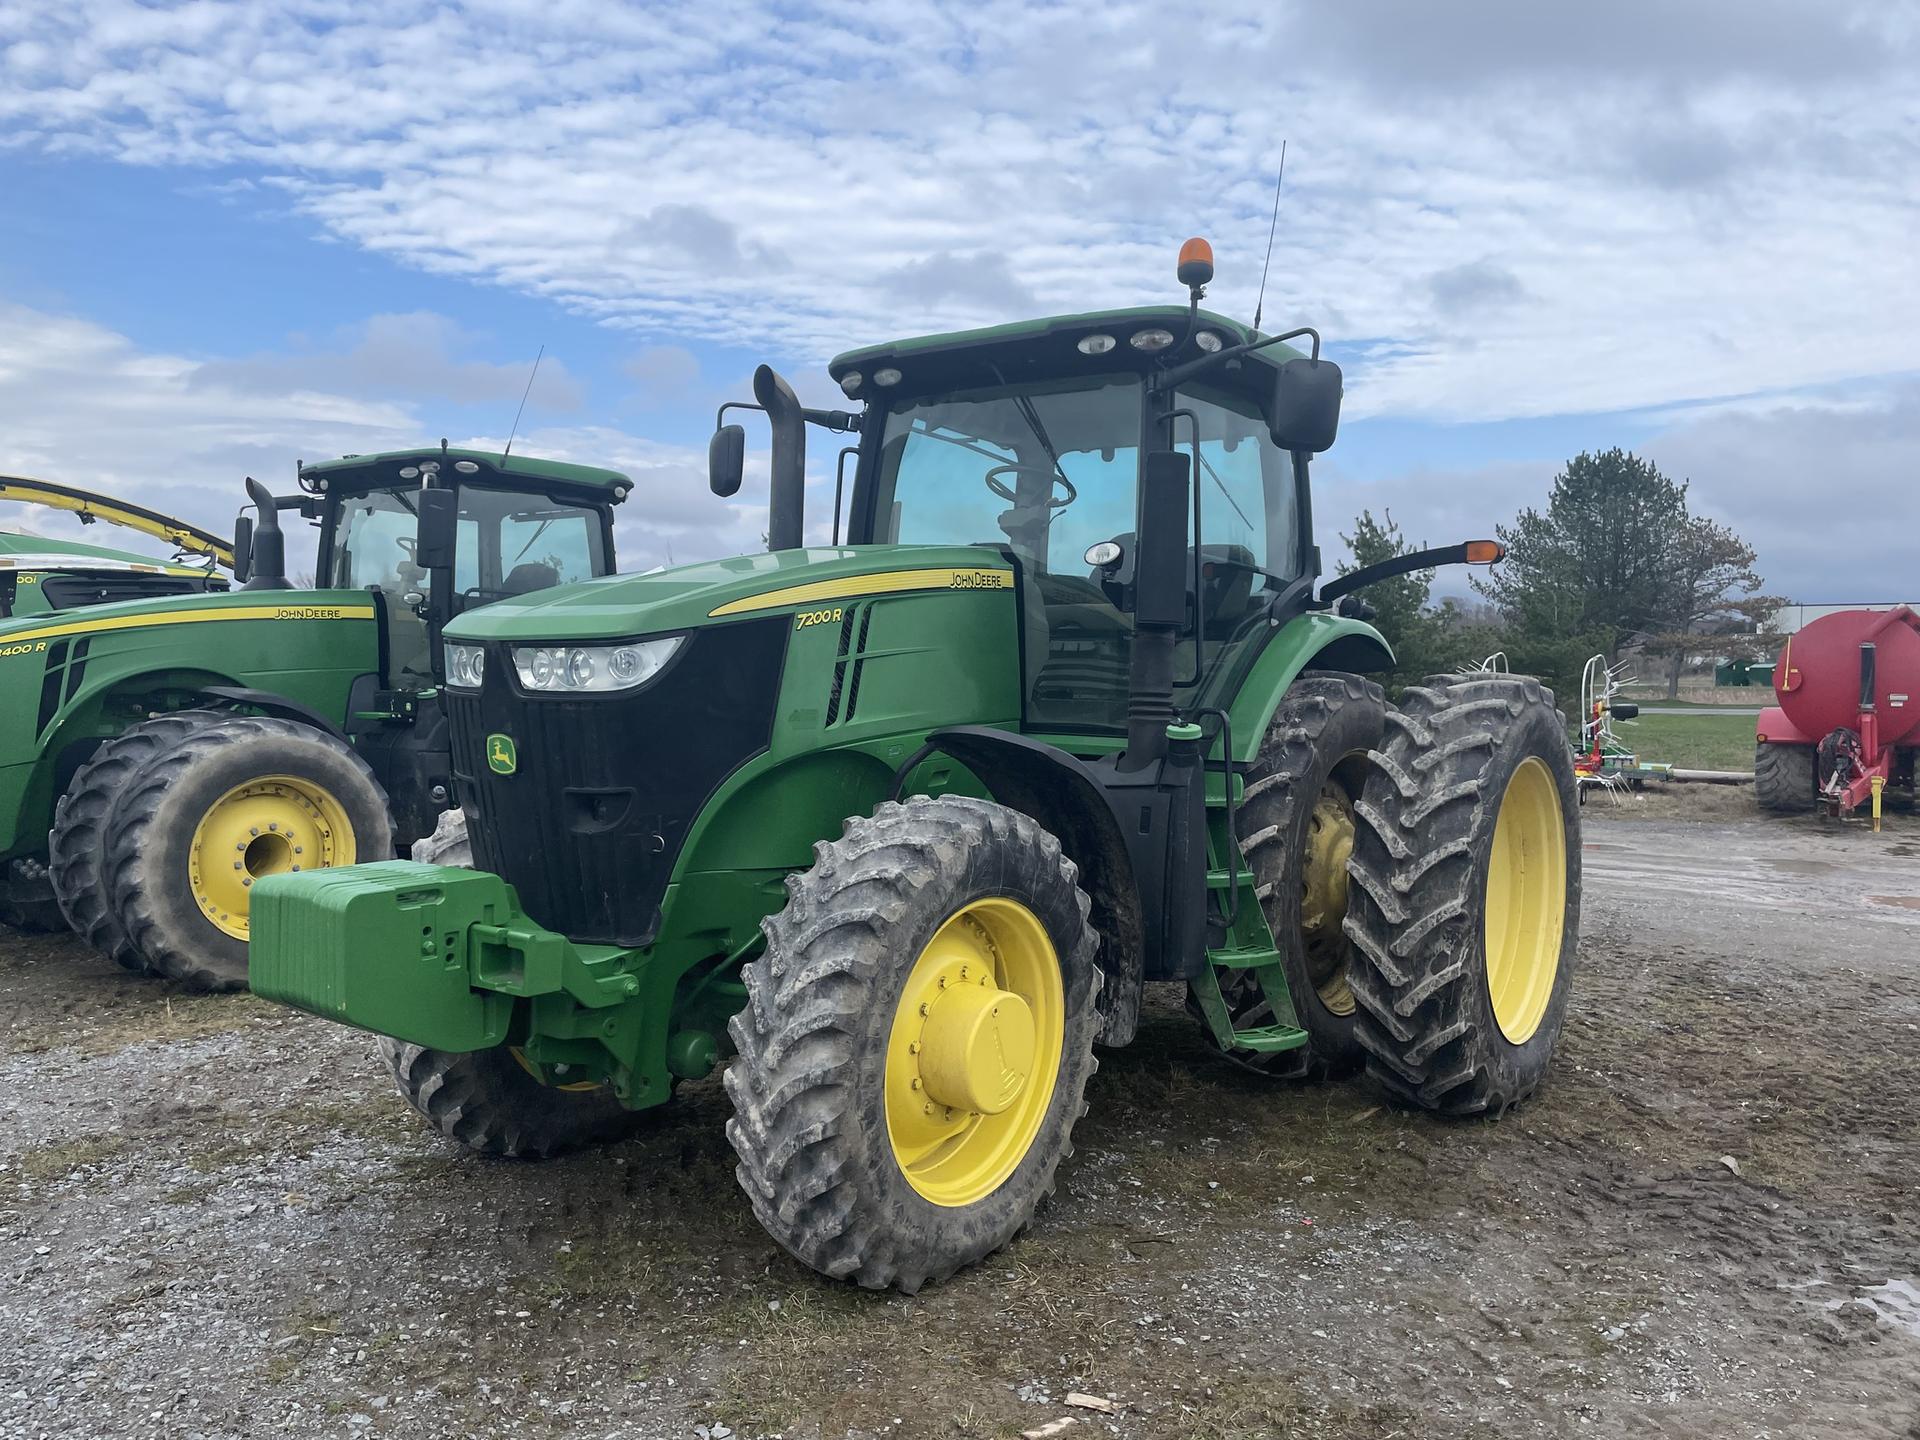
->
[1339,448,1777,703]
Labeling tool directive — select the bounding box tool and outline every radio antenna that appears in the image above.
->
[1252,141,1287,334]
[503,344,545,458]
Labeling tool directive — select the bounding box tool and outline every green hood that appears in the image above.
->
[443,545,1016,642]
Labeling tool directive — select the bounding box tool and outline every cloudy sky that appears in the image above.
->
[2,0,1916,597]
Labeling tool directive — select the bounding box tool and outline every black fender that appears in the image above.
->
[897,725,1145,1047]
[195,685,353,745]
[1306,631,1395,676]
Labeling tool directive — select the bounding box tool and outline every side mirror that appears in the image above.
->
[231,515,254,583]
[709,424,745,498]
[1270,356,1343,454]
[416,487,458,569]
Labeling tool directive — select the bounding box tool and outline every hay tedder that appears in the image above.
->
[250,241,1582,1291]
[1757,606,1920,827]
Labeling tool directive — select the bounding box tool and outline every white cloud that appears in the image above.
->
[1,1,1915,421]
[195,314,582,411]
[0,303,746,576]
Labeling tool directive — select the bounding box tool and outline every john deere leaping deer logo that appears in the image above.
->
[486,733,518,775]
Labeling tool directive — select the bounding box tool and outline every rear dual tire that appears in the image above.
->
[103,716,391,990]
[1198,672,1383,1079]
[1346,674,1580,1115]
[50,710,230,971]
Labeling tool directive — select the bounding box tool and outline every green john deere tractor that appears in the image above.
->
[251,241,1580,1291]
[0,448,632,985]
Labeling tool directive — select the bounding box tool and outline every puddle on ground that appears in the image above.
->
[1764,857,1839,875]
[1867,895,1920,910]
[1827,1279,1920,1342]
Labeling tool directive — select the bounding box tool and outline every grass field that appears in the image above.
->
[1599,710,1757,771]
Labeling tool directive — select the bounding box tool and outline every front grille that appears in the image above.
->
[447,618,787,945]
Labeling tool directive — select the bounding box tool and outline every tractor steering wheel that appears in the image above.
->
[984,463,1076,510]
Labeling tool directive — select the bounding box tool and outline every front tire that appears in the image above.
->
[103,717,393,991]
[381,1041,641,1159]
[1345,674,1580,1115]
[411,806,473,866]
[725,795,1100,1292]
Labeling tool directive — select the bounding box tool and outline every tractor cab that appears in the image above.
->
[828,305,1324,737]
[235,447,629,691]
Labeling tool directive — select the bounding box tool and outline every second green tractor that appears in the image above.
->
[253,241,1581,1291]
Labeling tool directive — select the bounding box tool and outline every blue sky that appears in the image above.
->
[2,0,1916,599]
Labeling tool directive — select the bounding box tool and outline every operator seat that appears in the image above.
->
[502,561,561,596]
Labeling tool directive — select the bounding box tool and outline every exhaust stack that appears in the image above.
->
[238,478,292,591]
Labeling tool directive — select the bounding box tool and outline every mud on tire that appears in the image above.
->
[1345,673,1581,1116]
[381,1040,642,1159]
[1197,671,1383,1079]
[49,709,228,971]
[1754,740,1816,813]
[104,716,393,991]
[725,795,1101,1293]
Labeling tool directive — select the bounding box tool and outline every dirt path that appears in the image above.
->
[3,811,1917,1439]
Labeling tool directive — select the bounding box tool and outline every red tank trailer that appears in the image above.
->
[1755,606,1920,825]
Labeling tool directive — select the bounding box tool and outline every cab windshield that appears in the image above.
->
[870,374,1301,732]
[331,486,609,604]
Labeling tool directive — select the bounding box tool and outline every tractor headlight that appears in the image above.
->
[512,637,682,694]
[444,642,486,690]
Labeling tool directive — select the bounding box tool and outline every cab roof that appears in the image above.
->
[299,448,632,497]
[828,306,1306,400]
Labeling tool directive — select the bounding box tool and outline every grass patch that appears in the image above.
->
[1601,710,1755,771]
[14,1131,130,1182]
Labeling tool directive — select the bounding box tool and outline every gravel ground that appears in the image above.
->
[3,805,1917,1439]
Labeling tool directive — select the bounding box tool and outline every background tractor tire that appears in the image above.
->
[411,806,473,866]
[2,857,67,933]
[1754,741,1816,813]
[726,795,1101,1293]
[1196,670,1383,1079]
[104,716,392,991]
[49,709,229,971]
[1345,673,1580,1116]
[380,1041,642,1159]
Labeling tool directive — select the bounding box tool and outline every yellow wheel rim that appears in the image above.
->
[884,897,1065,1208]
[1483,757,1567,1044]
[1300,779,1358,1016]
[187,774,355,941]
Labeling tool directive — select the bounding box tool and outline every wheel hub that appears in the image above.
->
[1484,756,1567,1044]
[187,774,353,941]
[1300,781,1358,1016]
[916,983,1035,1115]
[883,898,1065,1208]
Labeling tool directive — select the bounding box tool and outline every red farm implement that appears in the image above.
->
[1756,606,1920,828]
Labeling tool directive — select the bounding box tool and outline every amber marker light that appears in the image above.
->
[1177,236,1214,288]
